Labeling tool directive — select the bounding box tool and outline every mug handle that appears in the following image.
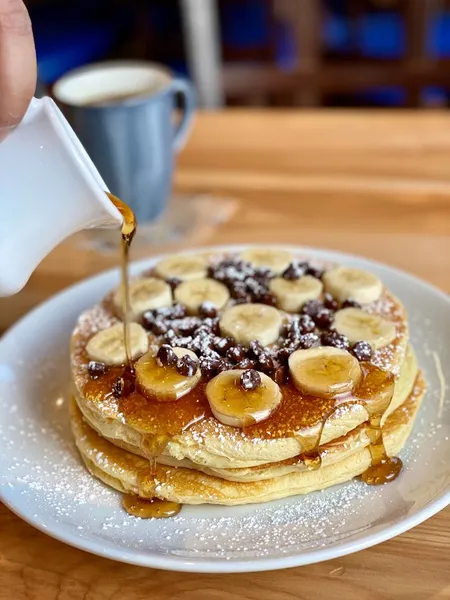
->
[171,78,196,152]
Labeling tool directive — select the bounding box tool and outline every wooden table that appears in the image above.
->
[1,111,449,599]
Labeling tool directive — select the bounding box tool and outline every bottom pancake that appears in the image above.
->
[71,372,425,506]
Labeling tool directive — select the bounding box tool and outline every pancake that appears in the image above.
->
[71,290,409,469]
[70,248,425,509]
[73,344,418,481]
[71,372,425,505]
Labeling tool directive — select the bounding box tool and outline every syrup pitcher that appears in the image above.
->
[0,96,123,296]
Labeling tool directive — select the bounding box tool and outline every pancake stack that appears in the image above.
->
[70,248,425,509]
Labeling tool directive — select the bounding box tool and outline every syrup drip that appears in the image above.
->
[122,495,181,519]
[357,363,403,485]
[297,399,360,472]
[360,416,403,484]
[297,363,402,484]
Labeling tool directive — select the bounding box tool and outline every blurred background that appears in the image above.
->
[32,0,450,109]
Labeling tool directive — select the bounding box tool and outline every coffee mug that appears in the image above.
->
[53,61,195,222]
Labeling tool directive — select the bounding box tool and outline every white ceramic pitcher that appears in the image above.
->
[0,96,123,296]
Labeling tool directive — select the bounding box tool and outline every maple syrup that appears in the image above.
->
[106,193,184,516]
[356,363,403,484]
[82,209,403,514]
[106,193,136,370]
[122,494,181,518]
[84,355,403,490]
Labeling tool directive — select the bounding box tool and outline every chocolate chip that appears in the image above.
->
[248,339,265,358]
[156,344,177,367]
[193,323,212,337]
[306,266,324,279]
[176,354,199,377]
[198,301,218,319]
[171,303,187,319]
[302,299,323,317]
[246,279,266,301]
[314,308,335,329]
[286,330,300,344]
[240,369,261,391]
[321,330,350,350]
[351,340,373,361]
[257,351,274,373]
[272,365,288,385]
[216,358,234,373]
[297,333,320,349]
[234,296,253,305]
[186,338,202,356]
[163,329,176,344]
[282,263,304,280]
[226,345,247,363]
[214,337,235,353]
[209,317,221,335]
[88,361,108,379]
[342,298,362,309]
[230,281,249,300]
[177,319,197,336]
[111,371,135,398]
[278,346,295,363]
[197,318,220,336]
[152,319,169,336]
[237,357,256,370]
[253,267,271,282]
[211,269,227,283]
[167,277,182,291]
[111,377,124,398]
[200,357,221,379]
[259,292,277,307]
[323,293,339,311]
[155,304,187,320]
[142,312,155,331]
[287,315,316,339]
[297,314,316,334]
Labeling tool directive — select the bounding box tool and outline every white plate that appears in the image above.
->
[0,245,449,573]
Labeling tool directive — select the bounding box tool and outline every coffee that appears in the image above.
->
[81,87,159,107]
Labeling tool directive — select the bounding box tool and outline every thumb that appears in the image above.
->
[0,0,36,140]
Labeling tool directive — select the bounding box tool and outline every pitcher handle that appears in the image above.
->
[171,78,196,152]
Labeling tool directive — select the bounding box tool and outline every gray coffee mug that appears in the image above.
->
[53,61,195,222]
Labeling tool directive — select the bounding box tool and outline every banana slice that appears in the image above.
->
[206,369,282,427]
[113,277,172,321]
[322,266,382,304]
[219,303,282,346]
[289,346,362,399]
[333,307,396,349]
[135,347,201,402]
[174,278,230,314]
[154,254,208,281]
[269,275,323,312]
[240,248,292,274]
[86,323,149,366]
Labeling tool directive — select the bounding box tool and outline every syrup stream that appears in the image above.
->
[106,193,136,370]
[106,193,181,517]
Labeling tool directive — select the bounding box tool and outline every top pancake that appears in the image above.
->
[71,251,410,470]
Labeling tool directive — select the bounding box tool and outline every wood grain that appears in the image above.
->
[1,111,449,599]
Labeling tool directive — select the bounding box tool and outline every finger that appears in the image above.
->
[0,0,36,138]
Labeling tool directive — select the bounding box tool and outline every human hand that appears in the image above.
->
[0,0,36,141]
